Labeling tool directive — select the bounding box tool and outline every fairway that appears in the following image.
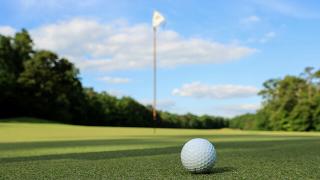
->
[1,121,320,179]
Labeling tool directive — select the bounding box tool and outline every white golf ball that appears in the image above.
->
[180,138,216,173]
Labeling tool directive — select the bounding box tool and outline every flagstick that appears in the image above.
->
[153,27,157,134]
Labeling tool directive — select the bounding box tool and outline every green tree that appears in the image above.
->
[0,30,34,117]
[312,70,320,130]
[12,29,34,75]
[18,50,83,122]
[262,76,307,130]
[231,67,320,131]
[0,29,230,129]
[116,96,153,127]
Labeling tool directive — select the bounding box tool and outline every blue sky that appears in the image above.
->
[1,0,320,117]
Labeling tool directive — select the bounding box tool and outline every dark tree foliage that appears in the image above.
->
[0,30,34,117]
[17,51,84,123]
[0,30,228,129]
[159,112,228,129]
[230,67,320,131]
[229,113,258,130]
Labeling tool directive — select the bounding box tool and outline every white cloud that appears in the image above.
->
[247,31,276,44]
[108,89,125,98]
[139,99,176,110]
[172,82,259,99]
[259,31,276,43]
[99,76,131,84]
[0,26,16,36]
[27,18,256,72]
[240,15,261,25]
[215,103,261,117]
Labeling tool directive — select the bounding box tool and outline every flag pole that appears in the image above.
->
[153,27,157,123]
[152,10,164,134]
[152,27,157,134]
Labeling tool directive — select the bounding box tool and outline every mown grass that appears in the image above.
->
[0,118,320,179]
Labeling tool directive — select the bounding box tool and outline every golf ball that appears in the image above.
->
[180,138,216,173]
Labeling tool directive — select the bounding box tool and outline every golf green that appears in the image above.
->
[0,120,320,179]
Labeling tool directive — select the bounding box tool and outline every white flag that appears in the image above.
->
[152,11,165,28]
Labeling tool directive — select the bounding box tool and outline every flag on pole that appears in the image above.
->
[151,11,165,133]
[152,11,165,28]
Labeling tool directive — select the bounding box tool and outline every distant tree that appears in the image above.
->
[116,96,153,127]
[288,98,314,131]
[229,113,257,130]
[312,71,320,130]
[0,30,34,117]
[17,50,83,122]
[12,29,34,75]
[258,78,280,101]
[231,67,320,131]
[0,35,15,83]
[0,29,230,129]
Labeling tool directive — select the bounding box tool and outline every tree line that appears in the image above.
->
[0,29,228,129]
[230,67,320,131]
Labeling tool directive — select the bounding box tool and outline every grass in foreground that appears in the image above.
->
[0,118,320,179]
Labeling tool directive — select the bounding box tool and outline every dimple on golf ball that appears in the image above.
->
[180,138,216,173]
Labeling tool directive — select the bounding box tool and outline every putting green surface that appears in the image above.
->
[0,120,320,179]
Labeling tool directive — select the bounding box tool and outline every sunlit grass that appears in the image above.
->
[0,118,319,179]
